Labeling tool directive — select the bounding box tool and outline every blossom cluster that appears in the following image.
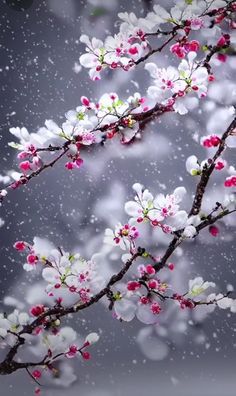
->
[116,182,198,237]
[7,93,147,181]
[13,237,99,301]
[79,0,234,80]
[0,1,236,394]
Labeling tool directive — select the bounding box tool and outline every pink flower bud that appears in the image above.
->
[215,160,225,170]
[208,75,215,82]
[27,254,38,264]
[224,176,236,187]
[127,281,141,291]
[81,96,90,107]
[217,53,227,63]
[110,62,118,69]
[30,305,45,317]
[19,161,31,172]
[148,279,158,289]
[146,265,155,275]
[75,158,84,168]
[81,351,91,360]
[66,345,78,358]
[137,217,143,223]
[209,225,219,237]
[217,36,227,47]
[140,296,149,305]
[65,162,74,170]
[32,370,41,379]
[14,241,26,251]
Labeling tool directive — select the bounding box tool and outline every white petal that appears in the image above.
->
[136,305,159,325]
[79,53,97,68]
[124,201,141,217]
[173,186,186,202]
[114,299,137,322]
[42,267,59,283]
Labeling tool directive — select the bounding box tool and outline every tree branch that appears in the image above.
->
[0,249,143,375]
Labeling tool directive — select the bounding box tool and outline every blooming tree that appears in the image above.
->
[0,0,236,394]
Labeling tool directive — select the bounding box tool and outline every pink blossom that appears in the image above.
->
[190,18,204,30]
[150,302,161,315]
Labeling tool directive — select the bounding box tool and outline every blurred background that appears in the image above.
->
[0,0,236,395]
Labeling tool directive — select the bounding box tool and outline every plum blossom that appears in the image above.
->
[79,1,230,80]
[0,310,30,337]
[124,183,187,232]
[145,52,209,114]
[188,277,215,297]
[112,283,162,325]
[206,293,236,312]
[41,251,94,300]
[176,52,209,98]
[104,223,139,251]
[186,155,202,175]
[1,1,236,390]
[43,327,77,355]
[79,35,105,80]
[79,12,153,79]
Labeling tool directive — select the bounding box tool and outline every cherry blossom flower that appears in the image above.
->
[188,277,215,298]
[124,183,187,232]
[104,223,139,251]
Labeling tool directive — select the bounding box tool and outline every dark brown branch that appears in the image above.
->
[135,30,178,66]
[152,116,236,272]
[189,116,236,216]
[0,102,173,204]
